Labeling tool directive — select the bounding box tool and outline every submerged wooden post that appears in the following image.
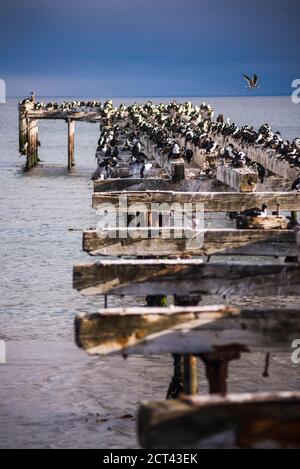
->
[68,119,75,170]
[166,354,184,400]
[19,104,28,154]
[183,355,198,395]
[200,349,243,396]
[167,295,202,398]
[291,211,298,223]
[26,117,39,170]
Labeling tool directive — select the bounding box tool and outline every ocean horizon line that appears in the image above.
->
[7,94,291,100]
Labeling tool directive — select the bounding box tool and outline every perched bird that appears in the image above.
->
[243,74,259,89]
[184,148,193,164]
[291,175,300,191]
[171,143,181,158]
[241,204,268,218]
[253,162,266,183]
[140,163,152,178]
[286,216,300,230]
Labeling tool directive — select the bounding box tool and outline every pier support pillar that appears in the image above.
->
[183,355,198,395]
[291,211,298,223]
[19,105,28,154]
[166,294,202,398]
[199,349,242,396]
[26,118,39,170]
[68,119,75,170]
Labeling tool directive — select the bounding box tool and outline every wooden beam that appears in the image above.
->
[67,119,75,170]
[93,178,213,193]
[216,164,258,192]
[75,306,300,355]
[73,260,300,296]
[27,110,102,122]
[138,393,300,449]
[94,178,171,192]
[83,228,297,257]
[214,134,299,182]
[94,167,166,180]
[92,191,300,212]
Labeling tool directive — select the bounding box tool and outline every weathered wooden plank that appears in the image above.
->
[94,167,166,180]
[83,228,297,257]
[236,215,288,230]
[27,110,102,122]
[138,393,300,448]
[93,178,215,193]
[73,260,300,296]
[92,191,300,212]
[75,306,300,355]
[94,178,171,192]
[216,164,258,192]
[257,176,290,192]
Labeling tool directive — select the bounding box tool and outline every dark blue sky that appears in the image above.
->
[0,0,299,97]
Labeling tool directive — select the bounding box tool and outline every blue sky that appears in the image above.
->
[0,0,299,97]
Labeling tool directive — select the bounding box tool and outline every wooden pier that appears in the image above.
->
[18,100,102,170]
[72,99,300,448]
[19,97,300,448]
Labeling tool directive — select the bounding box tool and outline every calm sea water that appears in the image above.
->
[0,96,300,448]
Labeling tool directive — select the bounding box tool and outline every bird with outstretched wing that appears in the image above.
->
[243,74,259,89]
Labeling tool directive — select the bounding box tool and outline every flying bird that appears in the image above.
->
[243,74,259,89]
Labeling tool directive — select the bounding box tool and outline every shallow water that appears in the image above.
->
[0,96,300,448]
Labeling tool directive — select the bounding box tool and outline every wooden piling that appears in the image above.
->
[68,119,75,170]
[183,355,198,395]
[26,117,39,170]
[18,105,28,154]
[291,211,298,223]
